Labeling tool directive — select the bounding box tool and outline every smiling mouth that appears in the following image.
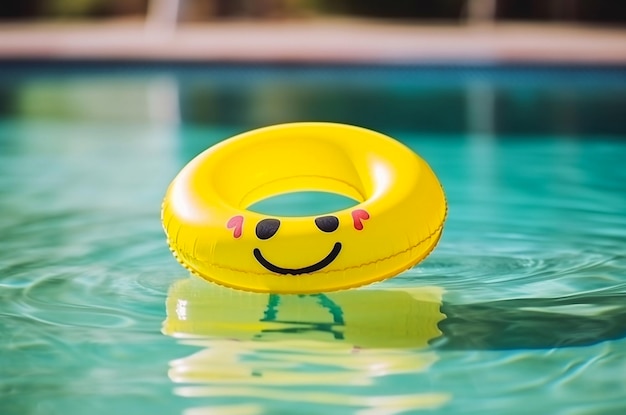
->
[253,242,342,275]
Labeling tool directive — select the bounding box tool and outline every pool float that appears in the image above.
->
[162,122,447,293]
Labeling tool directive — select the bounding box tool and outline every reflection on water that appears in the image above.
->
[2,63,626,137]
[162,275,626,414]
[163,277,450,414]
[439,294,626,350]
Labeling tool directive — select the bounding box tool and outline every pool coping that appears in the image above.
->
[0,20,625,65]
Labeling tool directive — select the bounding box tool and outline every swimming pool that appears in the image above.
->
[1,62,625,415]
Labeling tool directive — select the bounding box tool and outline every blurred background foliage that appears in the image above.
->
[0,0,624,24]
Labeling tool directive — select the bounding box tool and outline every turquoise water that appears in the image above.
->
[1,65,626,415]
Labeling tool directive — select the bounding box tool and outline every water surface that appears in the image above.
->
[1,64,625,415]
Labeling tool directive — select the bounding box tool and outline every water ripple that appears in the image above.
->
[402,249,626,303]
[1,111,625,415]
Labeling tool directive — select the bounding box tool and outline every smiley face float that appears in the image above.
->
[162,123,447,294]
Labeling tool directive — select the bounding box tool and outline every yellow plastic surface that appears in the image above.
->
[163,276,446,349]
[162,278,451,411]
[162,122,447,293]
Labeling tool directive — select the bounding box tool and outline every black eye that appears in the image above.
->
[315,216,339,233]
[256,219,280,240]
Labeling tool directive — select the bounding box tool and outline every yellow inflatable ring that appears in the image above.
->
[162,122,447,294]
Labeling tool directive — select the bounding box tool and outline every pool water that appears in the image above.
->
[1,64,625,415]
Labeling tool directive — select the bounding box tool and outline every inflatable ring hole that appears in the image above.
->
[247,191,359,217]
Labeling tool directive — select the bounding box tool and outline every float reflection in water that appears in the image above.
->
[163,276,451,414]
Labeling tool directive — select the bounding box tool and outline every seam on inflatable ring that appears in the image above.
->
[167,216,445,277]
